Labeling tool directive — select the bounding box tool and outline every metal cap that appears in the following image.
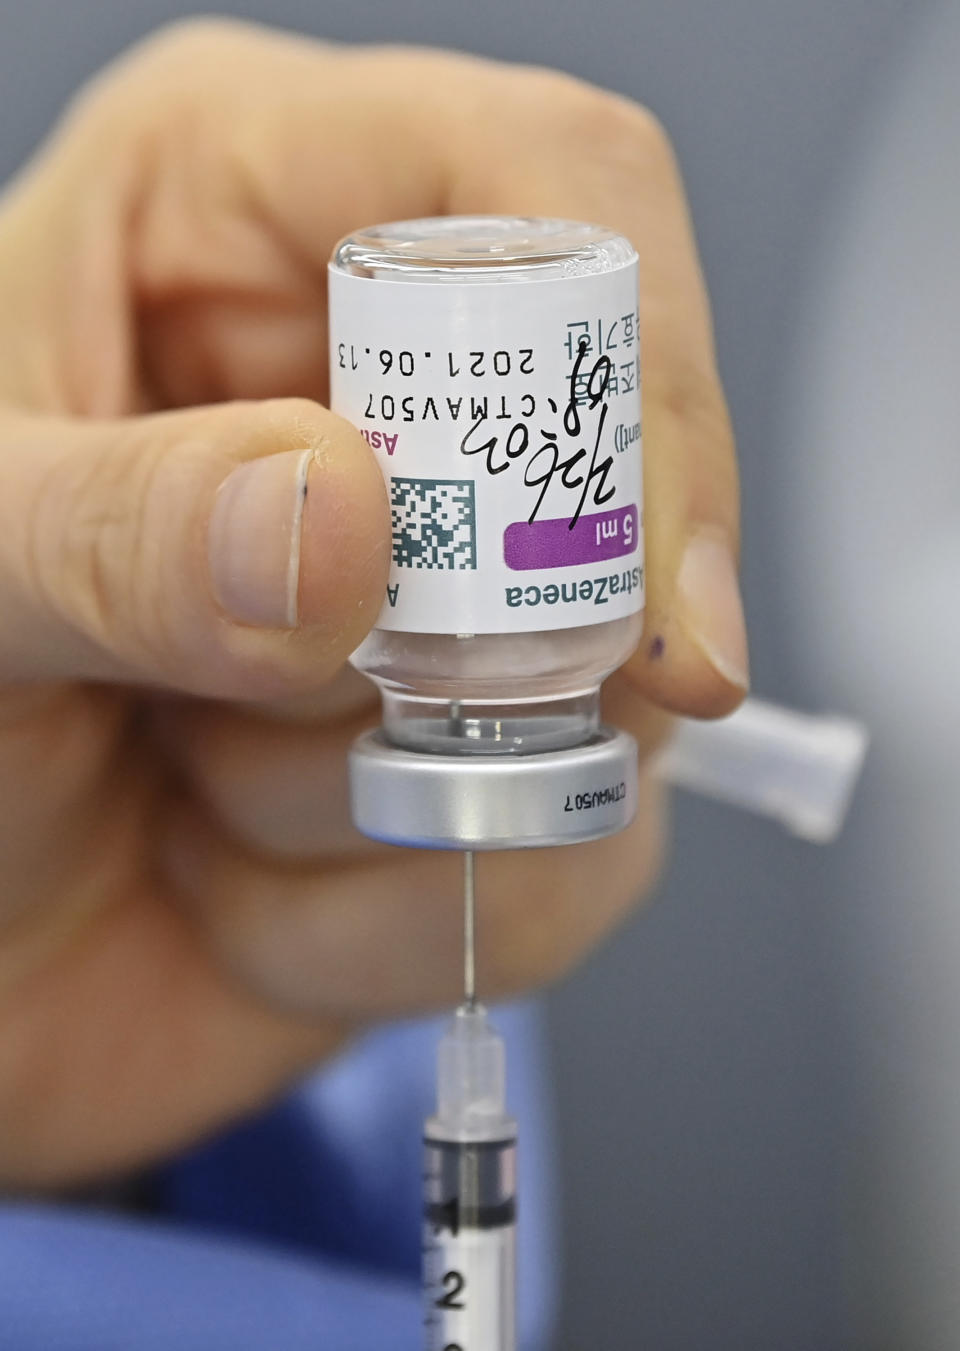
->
[349,726,638,850]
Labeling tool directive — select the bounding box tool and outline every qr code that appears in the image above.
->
[390,477,477,571]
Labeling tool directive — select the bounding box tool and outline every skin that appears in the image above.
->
[0,21,744,1188]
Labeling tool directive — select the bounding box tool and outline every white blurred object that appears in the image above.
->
[658,698,868,842]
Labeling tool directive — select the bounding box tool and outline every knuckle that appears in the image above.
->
[258,396,333,444]
[132,15,262,61]
[59,18,272,144]
[30,429,168,665]
[577,94,677,186]
[605,97,675,166]
[102,16,266,86]
[508,68,676,177]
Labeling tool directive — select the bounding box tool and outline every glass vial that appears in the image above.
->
[329,216,643,756]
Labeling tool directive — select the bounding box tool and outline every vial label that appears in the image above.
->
[328,261,643,634]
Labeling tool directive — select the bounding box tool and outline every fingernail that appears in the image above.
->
[676,528,750,691]
[208,448,314,627]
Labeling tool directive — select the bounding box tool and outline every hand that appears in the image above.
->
[0,20,746,1187]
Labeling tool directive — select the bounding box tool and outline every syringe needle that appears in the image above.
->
[463,849,476,1009]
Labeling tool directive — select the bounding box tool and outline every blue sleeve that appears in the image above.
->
[0,1002,557,1350]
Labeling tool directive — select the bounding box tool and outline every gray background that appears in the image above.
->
[0,2,930,1347]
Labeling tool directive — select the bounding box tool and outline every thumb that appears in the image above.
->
[0,397,390,698]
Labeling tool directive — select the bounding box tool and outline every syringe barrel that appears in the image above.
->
[423,1136,517,1351]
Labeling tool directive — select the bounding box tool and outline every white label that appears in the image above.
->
[328,261,643,634]
[423,1223,516,1351]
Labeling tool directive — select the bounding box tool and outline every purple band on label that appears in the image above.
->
[503,504,639,571]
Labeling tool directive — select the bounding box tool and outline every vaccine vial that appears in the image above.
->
[329,217,643,848]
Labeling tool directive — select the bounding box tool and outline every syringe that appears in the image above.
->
[408,696,868,1351]
[423,854,517,1351]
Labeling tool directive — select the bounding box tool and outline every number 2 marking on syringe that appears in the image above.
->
[436,1270,466,1309]
[435,1267,466,1351]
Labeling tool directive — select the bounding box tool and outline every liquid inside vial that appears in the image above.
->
[329,217,643,755]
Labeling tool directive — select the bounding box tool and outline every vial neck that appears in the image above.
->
[379,688,601,756]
